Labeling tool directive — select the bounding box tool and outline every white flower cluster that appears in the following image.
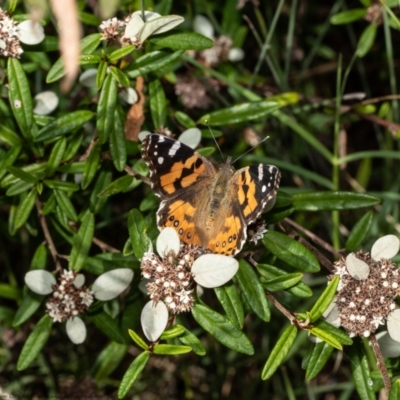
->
[140,227,239,341]
[99,10,184,48]
[0,8,44,58]
[25,268,133,344]
[325,235,400,358]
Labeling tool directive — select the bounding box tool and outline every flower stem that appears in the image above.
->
[370,333,391,394]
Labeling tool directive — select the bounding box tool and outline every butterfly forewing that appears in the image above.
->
[142,134,215,198]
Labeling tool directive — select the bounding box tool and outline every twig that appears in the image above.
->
[282,218,344,259]
[92,237,120,253]
[79,135,98,162]
[35,198,62,272]
[370,334,391,395]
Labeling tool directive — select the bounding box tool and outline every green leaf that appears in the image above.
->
[79,54,102,65]
[35,111,95,142]
[43,180,79,192]
[348,340,376,400]
[88,310,126,344]
[96,61,108,89]
[261,325,298,380]
[357,24,377,58]
[12,291,43,327]
[0,146,22,181]
[148,31,214,50]
[128,330,149,350]
[98,175,135,198]
[199,100,280,126]
[258,264,312,297]
[292,191,380,211]
[6,165,38,184]
[179,329,206,356]
[261,272,304,292]
[17,314,53,371]
[69,212,95,271]
[82,141,101,190]
[312,320,352,346]
[15,189,37,228]
[305,342,333,380]
[389,380,400,400]
[235,260,270,322]
[6,181,34,197]
[93,342,128,381]
[97,74,118,143]
[308,326,342,350]
[7,58,36,139]
[192,303,254,355]
[46,33,102,83]
[109,45,136,62]
[160,324,186,340]
[346,211,373,251]
[118,352,150,398]
[149,78,167,129]
[309,276,339,322]
[64,133,84,161]
[128,209,152,259]
[53,189,78,222]
[174,111,196,128]
[330,9,367,24]
[214,283,244,329]
[30,244,48,269]
[127,50,185,79]
[110,109,127,171]
[153,344,192,355]
[263,231,320,273]
[89,170,112,214]
[0,124,22,146]
[46,137,67,176]
[109,66,131,88]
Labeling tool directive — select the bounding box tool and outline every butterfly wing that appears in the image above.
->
[141,134,215,199]
[233,164,281,224]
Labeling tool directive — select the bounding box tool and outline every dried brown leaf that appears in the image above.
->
[125,76,145,141]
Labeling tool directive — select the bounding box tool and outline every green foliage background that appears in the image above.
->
[1,0,400,398]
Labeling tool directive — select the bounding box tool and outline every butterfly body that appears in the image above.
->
[142,134,280,256]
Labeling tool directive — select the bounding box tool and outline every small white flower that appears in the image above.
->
[24,268,133,344]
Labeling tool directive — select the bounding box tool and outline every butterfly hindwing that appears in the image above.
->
[234,164,281,224]
[142,134,215,199]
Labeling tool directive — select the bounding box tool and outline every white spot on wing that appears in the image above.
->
[158,136,165,142]
[258,165,263,180]
[154,151,158,156]
[158,157,164,164]
[262,185,266,192]
[168,141,181,156]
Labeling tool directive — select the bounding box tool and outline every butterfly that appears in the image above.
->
[141,133,281,256]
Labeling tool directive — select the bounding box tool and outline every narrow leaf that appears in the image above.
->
[153,344,192,355]
[261,325,298,380]
[305,342,333,380]
[149,78,167,129]
[148,31,214,50]
[214,283,244,329]
[292,191,380,211]
[263,231,320,273]
[309,276,339,322]
[15,189,37,228]
[17,314,53,371]
[128,209,152,259]
[192,303,254,355]
[69,213,95,271]
[199,100,280,126]
[118,352,150,398]
[35,111,94,142]
[179,329,206,356]
[235,260,270,322]
[96,74,118,143]
[82,141,101,190]
[88,310,126,344]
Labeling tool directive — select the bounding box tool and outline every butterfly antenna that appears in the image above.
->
[206,120,225,161]
[232,135,270,164]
